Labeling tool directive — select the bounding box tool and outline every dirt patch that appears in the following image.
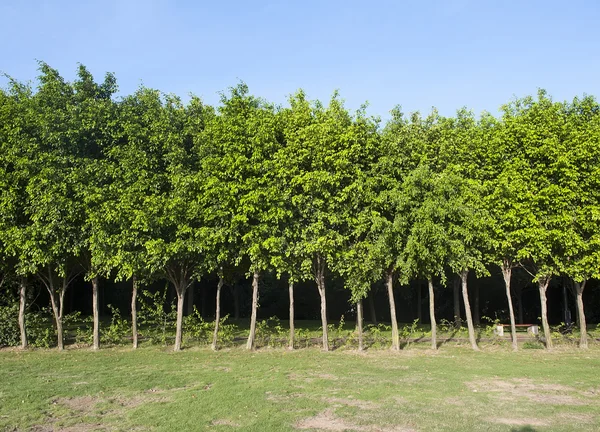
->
[296,409,415,432]
[266,391,306,402]
[30,424,107,432]
[466,378,590,406]
[489,418,548,427]
[56,396,99,413]
[212,419,241,427]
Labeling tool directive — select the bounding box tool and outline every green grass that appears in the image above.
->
[1,345,600,431]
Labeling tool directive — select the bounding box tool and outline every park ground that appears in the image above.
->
[1,340,600,432]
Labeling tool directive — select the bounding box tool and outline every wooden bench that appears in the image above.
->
[494,324,539,336]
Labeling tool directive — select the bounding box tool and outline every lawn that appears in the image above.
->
[1,344,600,432]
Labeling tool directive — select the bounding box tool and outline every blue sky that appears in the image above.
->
[1,0,599,119]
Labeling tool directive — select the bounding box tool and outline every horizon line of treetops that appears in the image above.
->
[1,62,599,353]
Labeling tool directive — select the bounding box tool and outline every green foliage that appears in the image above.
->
[137,287,177,345]
[184,308,236,347]
[0,292,20,346]
[101,305,130,345]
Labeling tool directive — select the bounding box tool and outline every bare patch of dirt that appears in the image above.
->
[265,391,306,402]
[56,396,99,412]
[489,418,549,427]
[295,409,415,432]
[212,419,241,427]
[29,423,108,432]
[466,378,591,406]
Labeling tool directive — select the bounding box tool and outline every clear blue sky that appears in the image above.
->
[1,0,599,119]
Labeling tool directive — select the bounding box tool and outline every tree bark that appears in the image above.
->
[92,276,100,350]
[368,291,377,324]
[501,260,518,351]
[48,287,64,351]
[18,278,28,349]
[174,287,186,351]
[538,276,552,349]
[316,256,329,351]
[288,280,295,350]
[211,274,224,351]
[356,299,364,351]
[428,278,436,350]
[131,276,138,349]
[453,276,461,327]
[574,280,587,349]
[246,271,260,350]
[386,270,399,350]
[460,270,479,351]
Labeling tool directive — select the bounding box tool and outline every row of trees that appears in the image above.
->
[1,63,599,353]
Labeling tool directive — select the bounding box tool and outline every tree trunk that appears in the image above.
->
[473,284,480,325]
[356,299,364,351]
[460,270,479,351]
[18,278,28,349]
[211,275,224,351]
[368,291,377,324]
[246,271,260,350]
[501,260,518,351]
[316,256,329,351]
[575,280,587,349]
[174,287,186,351]
[187,283,195,315]
[131,276,138,349]
[453,276,461,327]
[48,289,64,351]
[288,280,295,350]
[538,276,553,349]
[92,276,100,350]
[386,270,399,350]
[428,278,436,350]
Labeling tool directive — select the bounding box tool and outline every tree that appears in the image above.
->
[198,83,282,350]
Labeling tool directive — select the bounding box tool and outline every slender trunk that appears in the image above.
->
[386,270,399,350]
[186,283,195,315]
[538,276,552,349]
[246,271,260,350]
[473,284,480,325]
[131,276,138,349]
[417,283,422,322]
[356,299,364,351]
[18,278,28,349]
[288,280,295,350]
[174,286,186,351]
[460,270,479,351]
[501,261,518,351]
[428,279,436,350]
[453,276,461,327]
[316,256,329,351]
[92,276,100,350]
[368,291,377,324]
[575,280,587,349]
[48,289,64,351]
[211,275,224,351]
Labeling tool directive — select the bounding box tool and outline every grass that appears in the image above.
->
[1,344,600,432]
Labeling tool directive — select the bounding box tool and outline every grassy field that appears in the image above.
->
[1,344,600,432]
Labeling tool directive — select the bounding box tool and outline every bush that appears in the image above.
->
[0,292,20,347]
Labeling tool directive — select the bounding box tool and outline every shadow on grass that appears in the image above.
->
[511,427,537,432]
